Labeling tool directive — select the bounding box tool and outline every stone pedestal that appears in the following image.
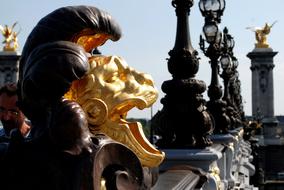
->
[247,48,278,134]
[0,51,20,86]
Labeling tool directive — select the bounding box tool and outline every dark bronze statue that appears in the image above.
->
[1,5,159,190]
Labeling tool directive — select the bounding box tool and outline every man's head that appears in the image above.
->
[0,84,25,136]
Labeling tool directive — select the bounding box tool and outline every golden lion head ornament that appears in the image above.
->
[65,55,165,167]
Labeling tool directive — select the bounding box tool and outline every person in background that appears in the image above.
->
[0,83,31,142]
[0,83,31,189]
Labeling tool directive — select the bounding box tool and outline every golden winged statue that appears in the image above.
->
[246,21,277,48]
[0,22,20,51]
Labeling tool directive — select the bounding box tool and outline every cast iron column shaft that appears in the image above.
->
[151,0,213,148]
[199,0,231,134]
[174,1,194,54]
[208,55,222,100]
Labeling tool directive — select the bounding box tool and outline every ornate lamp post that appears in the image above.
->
[229,71,245,123]
[219,27,243,128]
[152,0,213,148]
[220,27,234,104]
[199,0,231,134]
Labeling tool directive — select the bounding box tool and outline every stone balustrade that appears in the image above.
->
[153,127,259,190]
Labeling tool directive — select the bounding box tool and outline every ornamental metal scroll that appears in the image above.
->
[2,5,163,190]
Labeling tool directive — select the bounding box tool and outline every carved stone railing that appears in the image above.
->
[229,128,257,190]
[153,127,258,190]
[211,134,236,189]
[152,148,219,189]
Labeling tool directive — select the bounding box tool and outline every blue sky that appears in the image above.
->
[1,0,283,119]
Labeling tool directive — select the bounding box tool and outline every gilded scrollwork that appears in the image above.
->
[65,55,165,167]
[10,5,163,189]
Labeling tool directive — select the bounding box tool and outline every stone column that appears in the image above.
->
[247,48,278,129]
[0,51,20,86]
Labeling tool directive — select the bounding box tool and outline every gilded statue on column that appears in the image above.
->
[0,22,20,51]
[246,21,277,48]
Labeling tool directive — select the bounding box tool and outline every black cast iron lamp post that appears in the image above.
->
[199,0,225,45]
[220,27,245,129]
[220,27,235,72]
[199,0,231,134]
[151,0,214,148]
[220,27,235,105]
[199,0,225,100]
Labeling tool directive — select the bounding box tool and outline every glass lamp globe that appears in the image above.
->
[203,23,218,43]
[220,55,231,69]
[199,0,225,18]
